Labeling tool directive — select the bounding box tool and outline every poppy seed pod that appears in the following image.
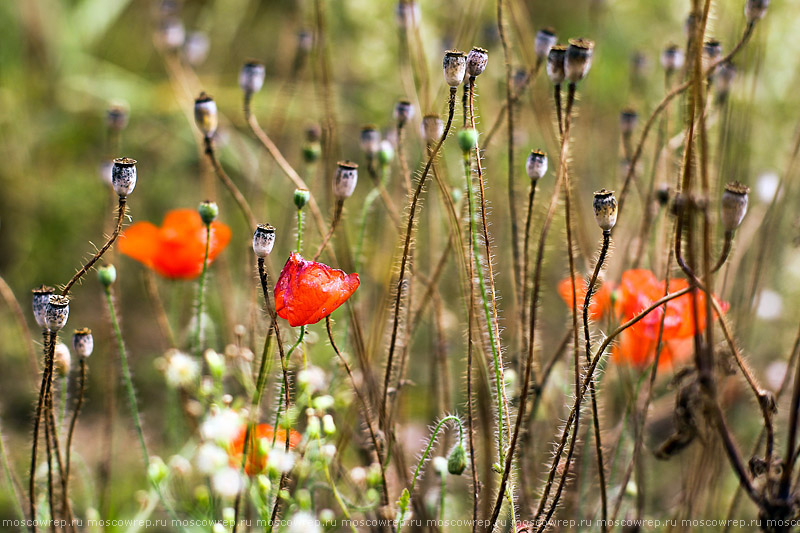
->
[466,47,489,78]
[306,124,322,143]
[252,224,276,258]
[593,189,618,231]
[194,93,218,139]
[302,143,321,164]
[45,295,70,331]
[661,44,685,73]
[198,200,219,225]
[73,328,94,358]
[378,140,395,165]
[526,150,548,181]
[393,100,415,128]
[721,182,749,232]
[334,161,358,199]
[160,17,185,51]
[535,28,557,62]
[107,104,129,132]
[360,125,381,156]
[421,114,444,145]
[112,157,137,197]
[240,61,266,95]
[443,50,467,87]
[745,0,769,22]
[54,343,71,377]
[547,45,567,85]
[98,264,117,287]
[620,109,638,137]
[184,31,210,66]
[294,189,310,210]
[565,38,594,83]
[32,285,55,329]
[457,128,479,154]
[703,40,722,73]
[715,62,737,97]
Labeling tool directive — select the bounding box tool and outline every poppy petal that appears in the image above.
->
[118,222,160,268]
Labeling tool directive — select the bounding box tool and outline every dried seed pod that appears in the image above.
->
[715,61,737,99]
[393,100,415,128]
[466,47,489,78]
[360,125,381,156]
[546,45,567,85]
[240,61,266,95]
[252,224,276,258]
[593,189,618,231]
[306,124,322,143]
[72,328,94,358]
[535,28,557,62]
[160,17,185,51]
[745,0,769,22]
[194,93,218,139]
[443,50,467,87]
[184,31,210,66]
[45,295,70,332]
[721,181,749,232]
[526,150,548,181]
[421,114,444,145]
[112,157,137,197]
[333,161,359,199]
[620,109,638,137]
[703,40,722,74]
[565,38,594,83]
[660,44,685,73]
[106,104,129,132]
[32,285,55,329]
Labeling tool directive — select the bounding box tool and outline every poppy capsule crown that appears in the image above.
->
[194,92,218,138]
[547,45,567,85]
[526,150,548,181]
[466,47,489,78]
[721,182,749,232]
[394,100,415,127]
[359,125,381,156]
[661,44,685,72]
[443,50,467,87]
[535,28,557,61]
[240,61,266,95]
[620,109,638,136]
[746,0,769,22]
[593,189,618,231]
[334,161,358,199]
[72,328,94,358]
[32,285,55,329]
[45,295,70,331]
[565,38,594,83]
[112,158,137,197]
[421,114,444,145]
[253,224,276,258]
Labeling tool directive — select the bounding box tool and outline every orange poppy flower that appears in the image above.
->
[228,423,302,476]
[119,209,231,280]
[558,269,728,369]
[557,277,615,321]
[274,252,360,327]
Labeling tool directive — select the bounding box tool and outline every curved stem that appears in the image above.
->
[203,137,257,229]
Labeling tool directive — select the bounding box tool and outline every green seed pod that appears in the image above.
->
[457,128,479,154]
[294,188,310,210]
[378,140,395,165]
[98,264,117,288]
[198,200,219,225]
[302,143,321,163]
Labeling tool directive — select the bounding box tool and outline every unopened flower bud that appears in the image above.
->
[106,104,129,132]
[565,38,594,83]
[198,200,218,225]
[620,109,638,137]
[294,189,310,210]
[457,128,478,154]
[394,100,415,128]
[307,414,321,438]
[421,114,444,145]
[360,125,381,156]
[593,189,618,231]
[194,93,218,139]
[466,47,489,78]
[112,157,137,197]
[334,161,358,199]
[447,443,468,475]
[547,45,567,85]
[252,224,276,257]
[661,44,685,73]
[73,328,94,358]
[322,414,336,435]
[535,28,557,62]
[378,140,395,165]
[98,265,117,288]
[240,61,266,95]
[32,286,55,329]
[526,150,548,180]
[443,50,467,87]
[184,31,210,66]
[45,295,70,331]
[721,182,749,232]
[205,349,225,379]
[745,0,769,22]
[54,343,71,377]
[148,456,169,485]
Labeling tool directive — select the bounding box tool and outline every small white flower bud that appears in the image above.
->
[593,189,618,231]
[721,182,749,232]
[72,328,94,358]
[240,61,266,94]
[526,150,548,181]
[535,28,557,61]
[112,158,137,197]
[45,295,70,332]
[442,50,467,87]
[565,38,594,83]
[333,161,358,199]
[466,47,488,78]
[547,45,567,85]
[252,224,276,257]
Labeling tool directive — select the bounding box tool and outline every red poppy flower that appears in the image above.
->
[228,423,302,476]
[558,269,728,369]
[557,277,616,321]
[274,252,360,327]
[119,209,231,280]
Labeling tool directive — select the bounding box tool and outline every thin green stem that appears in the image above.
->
[296,209,304,253]
[272,326,304,448]
[191,224,212,357]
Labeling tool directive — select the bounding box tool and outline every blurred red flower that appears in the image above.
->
[558,269,728,368]
[228,423,302,476]
[119,209,231,280]
[274,252,360,327]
